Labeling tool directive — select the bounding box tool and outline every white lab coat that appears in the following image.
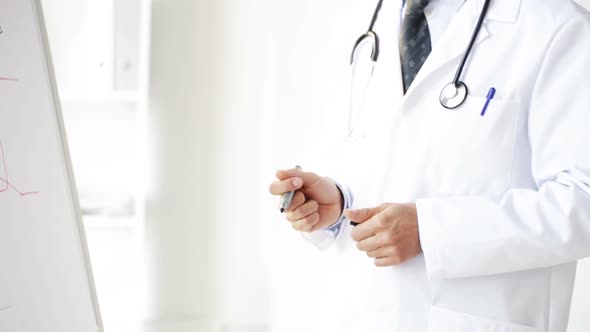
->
[308,0,590,331]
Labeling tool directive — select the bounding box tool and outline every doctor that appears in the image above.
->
[269,0,590,331]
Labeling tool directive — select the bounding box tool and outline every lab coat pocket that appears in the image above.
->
[428,306,546,332]
[435,96,521,196]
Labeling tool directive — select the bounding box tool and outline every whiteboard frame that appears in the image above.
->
[32,0,104,330]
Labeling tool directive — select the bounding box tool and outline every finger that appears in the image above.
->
[268,177,303,195]
[374,255,402,267]
[350,212,386,242]
[285,191,305,213]
[350,221,375,242]
[286,200,319,222]
[356,233,390,252]
[276,168,322,186]
[357,230,406,252]
[344,205,388,225]
[275,166,303,180]
[292,212,320,232]
[366,245,398,259]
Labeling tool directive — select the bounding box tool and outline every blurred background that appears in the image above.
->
[38,0,590,331]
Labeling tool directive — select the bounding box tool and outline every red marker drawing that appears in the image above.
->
[0,141,39,196]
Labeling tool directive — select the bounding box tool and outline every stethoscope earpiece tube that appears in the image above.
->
[351,35,367,64]
[371,31,380,62]
[452,0,491,85]
[441,0,492,109]
[350,0,383,65]
[368,0,383,32]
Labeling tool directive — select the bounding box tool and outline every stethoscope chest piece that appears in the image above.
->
[440,81,468,110]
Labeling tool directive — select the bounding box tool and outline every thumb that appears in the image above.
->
[276,166,321,185]
[344,205,387,224]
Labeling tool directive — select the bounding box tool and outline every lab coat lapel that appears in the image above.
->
[373,0,404,103]
[401,0,490,105]
[359,0,404,130]
[386,0,405,101]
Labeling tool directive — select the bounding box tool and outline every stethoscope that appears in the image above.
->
[350,0,491,110]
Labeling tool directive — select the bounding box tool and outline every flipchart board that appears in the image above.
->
[0,0,102,331]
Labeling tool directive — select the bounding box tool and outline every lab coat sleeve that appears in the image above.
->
[417,16,590,280]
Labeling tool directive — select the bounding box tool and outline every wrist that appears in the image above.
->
[323,180,350,231]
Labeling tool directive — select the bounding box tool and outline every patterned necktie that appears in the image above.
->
[400,0,432,92]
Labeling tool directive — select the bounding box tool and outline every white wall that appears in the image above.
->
[143,0,219,330]
[144,0,274,331]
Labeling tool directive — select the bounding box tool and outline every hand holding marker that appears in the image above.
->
[278,165,360,228]
[279,166,301,213]
[271,166,345,233]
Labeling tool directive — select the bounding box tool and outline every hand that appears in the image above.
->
[269,167,343,232]
[344,203,422,267]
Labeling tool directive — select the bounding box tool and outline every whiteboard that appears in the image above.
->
[0,0,102,331]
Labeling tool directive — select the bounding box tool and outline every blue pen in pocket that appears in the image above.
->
[481,87,496,116]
